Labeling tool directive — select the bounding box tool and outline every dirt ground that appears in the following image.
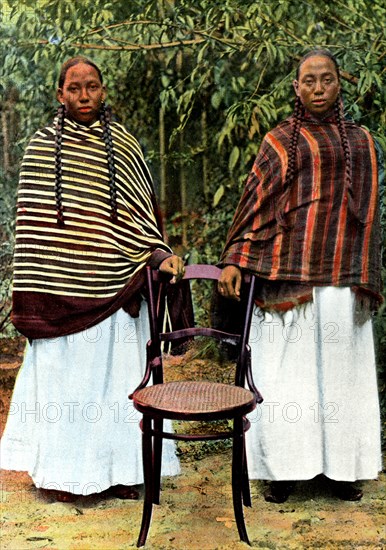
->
[0,337,385,550]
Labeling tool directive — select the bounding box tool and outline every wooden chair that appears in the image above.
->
[130,264,263,547]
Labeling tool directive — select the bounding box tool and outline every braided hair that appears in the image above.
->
[277,95,305,228]
[54,103,66,227]
[100,102,118,221]
[54,56,118,226]
[334,96,353,196]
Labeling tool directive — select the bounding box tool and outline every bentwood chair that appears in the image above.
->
[129,264,263,547]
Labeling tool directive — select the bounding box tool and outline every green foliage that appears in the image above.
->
[0,172,16,336]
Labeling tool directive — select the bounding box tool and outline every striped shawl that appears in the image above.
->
[12,117,172,338]
[220,113,383,314]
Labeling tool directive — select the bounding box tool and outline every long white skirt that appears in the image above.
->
[246,287,382,482]
[0,303,180,495]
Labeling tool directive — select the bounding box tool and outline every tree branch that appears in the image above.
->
[29,37,206,51]
[84,19,156,36]
[23,32,359,85]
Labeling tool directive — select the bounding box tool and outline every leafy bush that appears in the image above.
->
[0,173,16,337]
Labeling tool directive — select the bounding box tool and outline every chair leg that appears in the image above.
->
[232,417,251,546]
[137,416,154,548]
[153,418,163,505]
[241,445,252,507]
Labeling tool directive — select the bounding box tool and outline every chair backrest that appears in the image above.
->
[145,264,262,402]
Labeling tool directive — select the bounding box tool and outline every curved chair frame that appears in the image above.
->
[130,264,263,547]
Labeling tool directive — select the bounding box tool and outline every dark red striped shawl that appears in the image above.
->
[220,112,383,315]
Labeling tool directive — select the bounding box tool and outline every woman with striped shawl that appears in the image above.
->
[218,50,383,503]
[1,57,185,502]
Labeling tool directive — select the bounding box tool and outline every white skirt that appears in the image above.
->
[246,287,382,482]
[0,303,180,495]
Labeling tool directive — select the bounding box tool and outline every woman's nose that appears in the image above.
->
[314,80,324,94]
[79,87,89,101]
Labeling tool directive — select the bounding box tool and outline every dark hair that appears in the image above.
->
[55,56,118,226]
[54,103,66,227]
[277,95,304,228]
[279,49,351,228]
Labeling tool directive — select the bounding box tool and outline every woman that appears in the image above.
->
[218,49,383,503]
[1,56,185,502]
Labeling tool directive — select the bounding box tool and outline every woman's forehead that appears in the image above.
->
[64,63,101,84]
[298,55,338,76]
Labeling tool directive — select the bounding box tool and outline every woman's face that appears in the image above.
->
[293,55,340,117]
[57,63,106,125]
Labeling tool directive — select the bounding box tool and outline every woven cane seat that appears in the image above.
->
[133,381,256,420]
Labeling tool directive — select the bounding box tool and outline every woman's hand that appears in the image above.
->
[159,255,185,284]
[218,265,242,301]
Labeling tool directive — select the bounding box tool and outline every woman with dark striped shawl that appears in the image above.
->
[218,50,383,503]
[1,57,185,502]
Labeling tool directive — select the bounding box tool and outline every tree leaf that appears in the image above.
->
[213,185,224,207]
[228,146,240,173]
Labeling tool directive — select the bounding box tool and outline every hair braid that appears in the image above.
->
[285,96,304,189]
[100,103,118,222]
[334,97,352,193]
[277,96,305,228]
[54,103,66,227]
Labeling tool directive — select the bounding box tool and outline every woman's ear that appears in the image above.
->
[101,85,107,102]
[56,88,63,103]
[293,79,300,96]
